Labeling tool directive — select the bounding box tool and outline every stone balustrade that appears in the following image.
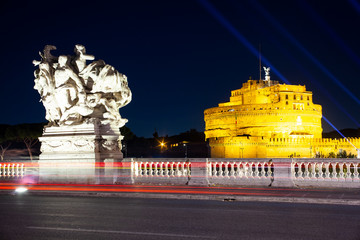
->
[129,158,191,185]
[133,161,190,177]
[206,159,274,186]
[0,163,25,178]
[2,158,360,188]
[127,158,360,188]
[207,159,273,178]
[291,158,360,188]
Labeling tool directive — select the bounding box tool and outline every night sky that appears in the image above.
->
[1,0,360,138]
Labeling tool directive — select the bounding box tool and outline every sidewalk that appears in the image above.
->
[1,183,360,206]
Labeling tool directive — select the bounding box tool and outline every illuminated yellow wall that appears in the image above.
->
[204,79,359,158]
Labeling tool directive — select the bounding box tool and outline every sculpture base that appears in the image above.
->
[38,121,123,184]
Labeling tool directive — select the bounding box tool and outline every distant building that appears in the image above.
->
[204,74,360,158]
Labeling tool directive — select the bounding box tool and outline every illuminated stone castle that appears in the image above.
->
[204,69,360,158]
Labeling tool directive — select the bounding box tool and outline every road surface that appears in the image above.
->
[0,194,360,239]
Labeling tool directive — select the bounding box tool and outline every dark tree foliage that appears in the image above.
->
[0,123,45,142]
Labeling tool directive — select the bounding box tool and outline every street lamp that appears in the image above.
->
[157,139,167,154]
[183,142,188,159]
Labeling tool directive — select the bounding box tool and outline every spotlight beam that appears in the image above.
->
[198,0,358,149]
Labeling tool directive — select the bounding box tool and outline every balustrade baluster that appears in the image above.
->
[238,163,243,178]
[224,162,229,177]
[331,163,338,180]
[235,163,240,177]
[166,162,170,177]
[331,163,338,181]
[339,164,345,181]
[161,163,165,176]
[176,163,180,176]
[346,163,352,180]
[7,164,10,177]
[230,162,235,177]
[311,163,317,180]
[218,162,223,177]
[261,163,265,178]
[146,162,150,176]
[325,163,331,180]
[304,163,310,180]
[244,162,249,178]
[181,163,185,177]
[154,162,158,176]
[254,162,260,178]
[354,164,359,180]
[319,163,324,180]
[21,164,24,177]
[170,163,174,176]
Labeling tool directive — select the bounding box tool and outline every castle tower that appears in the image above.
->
[204,69,323,158]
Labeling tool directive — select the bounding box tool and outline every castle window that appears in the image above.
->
[294,95,296,100]
[301,95,303,100]
[307,96,309,101]
[285,95,288,100]
[286,101,288,105]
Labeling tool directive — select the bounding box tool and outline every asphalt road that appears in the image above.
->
[0,194,360,240]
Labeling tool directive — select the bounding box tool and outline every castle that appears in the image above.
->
[204,69,360,158]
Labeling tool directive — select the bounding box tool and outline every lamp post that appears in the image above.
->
[160,141,166,153]
[183,142,188,159]
[122,141,127,158]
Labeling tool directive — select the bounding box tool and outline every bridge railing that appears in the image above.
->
[126,158,360,188]
[2,158,360,188]
[128,158,191,185]
[0,163,26,178]
[291,158,360,188]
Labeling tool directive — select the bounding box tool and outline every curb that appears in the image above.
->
[5,190,360,206]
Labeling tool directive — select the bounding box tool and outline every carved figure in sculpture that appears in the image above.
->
[54,55,91,125]
[33,45,132,127]
[263,67,270,77]
[73,44,95,73]
[34,59,61,124]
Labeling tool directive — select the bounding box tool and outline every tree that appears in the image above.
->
[23,137,38,161]
[0,142,11,161]
[337,150,347,158]
[120,126,136,141]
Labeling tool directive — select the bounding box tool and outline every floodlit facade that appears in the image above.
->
[204,76,360,158]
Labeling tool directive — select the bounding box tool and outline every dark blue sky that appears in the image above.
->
[1,0,360,137]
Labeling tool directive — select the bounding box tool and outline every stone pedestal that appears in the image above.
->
[271,159,294,187]
[38,121,123,184]
[188,158,209,186]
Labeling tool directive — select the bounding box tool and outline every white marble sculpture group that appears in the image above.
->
[33,45,131,128]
